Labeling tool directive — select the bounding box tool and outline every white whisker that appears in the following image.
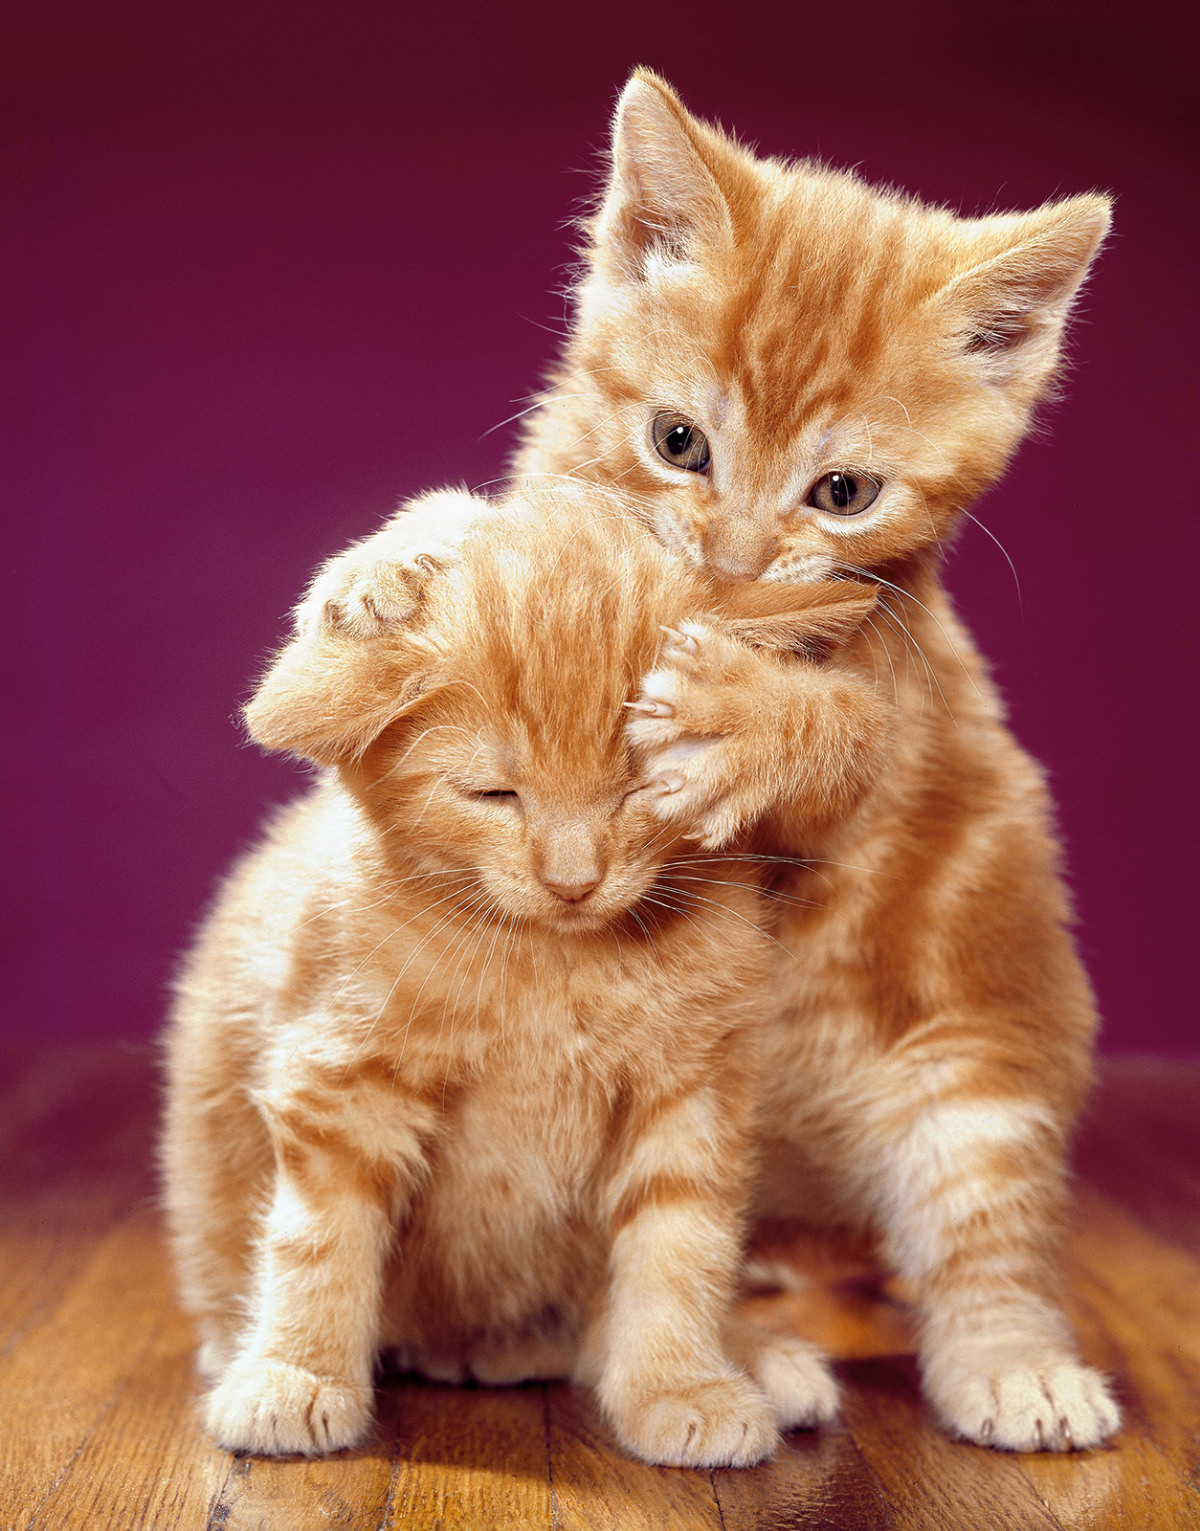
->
[957,504,1023,612]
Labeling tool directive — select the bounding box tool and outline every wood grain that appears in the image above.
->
[543,1382,721,1530]
[1,1049,1198,1531]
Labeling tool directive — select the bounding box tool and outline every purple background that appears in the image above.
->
[3,2,1196,1054]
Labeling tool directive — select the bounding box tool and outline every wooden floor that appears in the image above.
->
[2,1048,1198,1531]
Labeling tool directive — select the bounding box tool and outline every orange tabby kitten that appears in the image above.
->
[523,73,1120,1453]
[334,74,1120,1451]
[161,482,879,1466]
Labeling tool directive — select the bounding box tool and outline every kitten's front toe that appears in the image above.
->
[730,1326,840,1430]
[308,558,433,639]
[660,623,700,657]
[926,1349,1120,1451]
[624,621,773,847]
[205,1357,372,1456]
[606,1373,778,1468]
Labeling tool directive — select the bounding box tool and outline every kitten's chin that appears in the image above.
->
[537,898,621,936]
[476,878,622,936]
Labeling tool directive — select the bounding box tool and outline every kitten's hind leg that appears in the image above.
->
[466,1326,577,1386]
[721,1313,840,1431]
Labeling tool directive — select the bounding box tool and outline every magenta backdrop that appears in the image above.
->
[2,1,1196,1053]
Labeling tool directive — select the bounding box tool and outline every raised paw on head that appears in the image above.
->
[297,549,444,641]
[624,621,772,848]
[293,486,490,641]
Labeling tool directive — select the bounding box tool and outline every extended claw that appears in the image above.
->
[1059,1416,1073,1450]
[661,625,700,656]
[623,698,675,717]
[1034,1418,1046,1451]
[653,773,686,796]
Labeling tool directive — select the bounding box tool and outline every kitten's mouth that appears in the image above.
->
[543,910,611,940]
[547,896,607,928]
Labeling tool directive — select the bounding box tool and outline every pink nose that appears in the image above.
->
[542,875,600,904]
[538,825,604,905]
[703,519,776,580]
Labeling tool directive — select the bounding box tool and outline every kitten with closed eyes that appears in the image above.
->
[161,481,882,1466]
[331,73,1121,1452]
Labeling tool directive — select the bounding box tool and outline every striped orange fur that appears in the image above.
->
[161,483,878,1465]
[340,73,1120,1451]
[508,71,1119,1452]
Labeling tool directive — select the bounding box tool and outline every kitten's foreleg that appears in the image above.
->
[874,1090,1120,1451]
[584,1088,780,1468]
[204,1085,417,1456]
[627,623,891,849]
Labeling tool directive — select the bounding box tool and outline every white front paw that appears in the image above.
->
[295,489,487,641]
[205,1356,371,1456]
[927,1349,1120,1451]
[625,624,751,847]
[297,551,442,640]
[605,1371,778,1468]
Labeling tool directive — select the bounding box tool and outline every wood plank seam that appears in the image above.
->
[541,1382,560,1531]
[22,1307,170,1531]
[377,1440,403,1531]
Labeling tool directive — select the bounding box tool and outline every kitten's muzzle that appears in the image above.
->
[533,814,608,905]
[702,517,777,581]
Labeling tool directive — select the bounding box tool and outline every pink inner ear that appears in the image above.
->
[596,73,734,281]
[948,199,1112,367]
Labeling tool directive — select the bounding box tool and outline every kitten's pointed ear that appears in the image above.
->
[940,194,1112,396]
[592,69,733,281]
[244,631,430,768]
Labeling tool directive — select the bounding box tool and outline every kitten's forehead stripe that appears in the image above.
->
[426,494,689,803]
[720,195,921,444]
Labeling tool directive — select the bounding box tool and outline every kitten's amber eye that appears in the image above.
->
[651,413,711,473]
[807,471,881,517]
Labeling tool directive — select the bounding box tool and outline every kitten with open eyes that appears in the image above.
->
[524,73,1120,1453]
[335,74,1120,1451]
[160,482,881,1466]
